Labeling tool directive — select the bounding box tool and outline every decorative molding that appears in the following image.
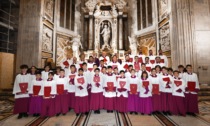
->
[159,23,170,52]
[158,0,169,21]
[42,25,53,53]
[44,0,54,22]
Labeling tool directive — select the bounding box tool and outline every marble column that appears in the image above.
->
[170,0,193,68]
[88,12,93,50]
[118,12,123,50]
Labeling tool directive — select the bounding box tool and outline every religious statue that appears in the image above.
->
[112,5,118,16]
[128,35,138,55]
[71,35,83,59]
[100,22,111,49]
[94,5,101,17]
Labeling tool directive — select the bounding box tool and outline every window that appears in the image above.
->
[137,0,153,30]
[0,0,19,53]
[59,0,75,31]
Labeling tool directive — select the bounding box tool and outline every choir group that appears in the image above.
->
[12,50,199,119]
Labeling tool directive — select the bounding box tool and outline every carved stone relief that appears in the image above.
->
[42,25,53,53]
[159,23,170,52]
[44,0,54,22]
[158,0,168,21]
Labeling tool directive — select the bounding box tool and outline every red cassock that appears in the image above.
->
[19,83,28,93]
[134,63,140,71]
[88,68,93,72]
[187,81,196,92]
[44,86,51,97]
[33,85,41,95]
[150,60,155,64]
[130,84,137,94]
[94,76,100,83]
[107,82,114,91]
[77,77,85,84]
[57,84,64,95]
[146,67,151,72]
[138,57,143,63]
[143,81,149,87]
[69,75,76,79]
[174,80,182,87]
[152,84,159,94]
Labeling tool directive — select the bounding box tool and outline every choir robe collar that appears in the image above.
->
[120,76,126,79]
[30,73,35,75]
[112,61,117,63]
[163,73,168,76]
[107,73,113,76]
[174,77,181,80]
[114,73,119,75]
[94,74,100,77]
[187,72,193,75]
[134,62,139,64]
[71,71,76,74]
[78,74,83,76]
[47,78,53,81]
[139,52,143,55]
[141,77,147,80]
[21,73,27,75]
[156,62,161,64]
[36,78,42,81]
[131,75,136,78]
[59,76,65,78]
[151,74,157,78]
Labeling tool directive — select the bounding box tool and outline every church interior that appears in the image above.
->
[0,0,210,125]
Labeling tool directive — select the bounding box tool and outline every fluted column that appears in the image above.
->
[171,0,193,68]
[88,12,93,50]
[118,12,123,50]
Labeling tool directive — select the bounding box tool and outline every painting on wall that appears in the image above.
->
[137,34,156,56]
[56,34,73,66]
[158,0,168,21]
[44,0,54,22]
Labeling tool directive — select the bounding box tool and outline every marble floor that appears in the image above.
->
[0,102,210,126]
[0,97,210,126]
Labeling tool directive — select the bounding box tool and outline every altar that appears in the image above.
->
[82,0,129,58]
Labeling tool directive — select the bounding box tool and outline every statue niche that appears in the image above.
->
[100,20,112,49]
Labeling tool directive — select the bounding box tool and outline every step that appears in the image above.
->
[198,96,210,102]
[198,91,210,96]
